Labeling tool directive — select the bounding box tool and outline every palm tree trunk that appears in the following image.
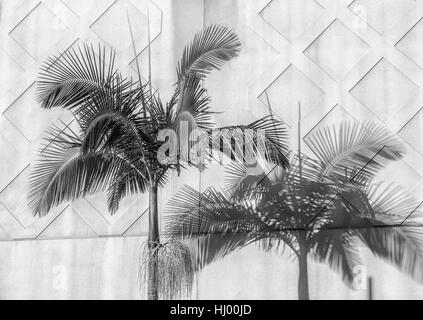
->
[297,249,310,300]
[147,182,160,300]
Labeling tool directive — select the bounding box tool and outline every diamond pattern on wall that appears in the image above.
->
[260,0,324,41]
[349,0,416,35]
[396,18,423,68]
[37,207,97,239]
[9,2,69,60]
[304,104,357,137]
[0,166,66,236]
[350,58,419,122]
[83,193,147,226]
[61,0,115,19]
[258,64,324,126]
[0,48,24,92]
[304,19,369,80]
[90,0,148,52]
[123,209,148,236]
[303,104,357,155]
[0,131,29,192]
[399,107,423,156]
[0,0,162,240]
[3,83,63,143]
[374,156,423,192]
[236,28,280,85]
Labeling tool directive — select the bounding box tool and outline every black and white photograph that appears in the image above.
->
[1,0,423,304]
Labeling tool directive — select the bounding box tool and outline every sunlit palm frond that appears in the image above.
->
[177,24,241,82]
[28,123,148,216]
[74,76,145,129]
[37,44,121,110]
[172,24,240,130]
[107,164,149,215]
[175,73,215,130]
[28,125,113,215]
[248,115,291,168]
[147,93,171,131]
[75,86,158,176]
[305,121,406,183]
[79,102,153,157]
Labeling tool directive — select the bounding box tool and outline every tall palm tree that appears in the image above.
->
[28,25,290,300]
[165,120,423,299]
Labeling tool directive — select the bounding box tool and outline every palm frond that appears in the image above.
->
[79,105,153,157]
[28,124,143,216]
[247,115,291,168]
[177,24,241,82]
[175,73,215,130]
[305,121,406,183]
[74,76,145,129]
[75,83,158,180]
[107,164,149,215]
[37,43,121,110]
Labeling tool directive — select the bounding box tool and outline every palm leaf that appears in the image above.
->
[176,24,241,82]
[28,124,143,216]
[37,43,120,110]
[174,73,215,130]
[107,164,149,215]
[75,84,158,180]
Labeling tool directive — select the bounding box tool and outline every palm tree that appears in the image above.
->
[27,25,290,300]
[164,120,423,300]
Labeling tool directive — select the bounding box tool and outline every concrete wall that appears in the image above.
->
[1,0,423,299]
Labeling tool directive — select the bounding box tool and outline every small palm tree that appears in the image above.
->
[28,25,290,300]
[165,120,423,299]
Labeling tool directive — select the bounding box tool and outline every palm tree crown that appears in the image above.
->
[28,24,290,299]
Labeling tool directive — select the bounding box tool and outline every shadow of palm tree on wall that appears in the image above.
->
[27,24,290,300]
[164,119,423,300]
